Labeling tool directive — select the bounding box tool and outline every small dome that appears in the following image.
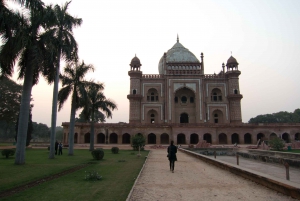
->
[158,40,199,74]
[226,56,238,66]
[130,55,141,68]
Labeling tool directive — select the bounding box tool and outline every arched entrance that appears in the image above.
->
[257,133,265,142]
[148,133,156,144]
[110,133,118,144]
[219,133,227,144]
[231,133,239,144]
[161,133,169,144]
[177,133,186,144]
[212,109,224,123]
[174,87,196,123]
[269,133,277,140]
[295,133,300,141]
[147,109,158,124]
[180,113,189,123]
[244,133,252,144]
[190,133,199,144]
[282,133,290,143]
[74,133,78,143]
[203,133,212,143]
[122,133,130,144]
[97,133,105,143]
[84,133,90,143]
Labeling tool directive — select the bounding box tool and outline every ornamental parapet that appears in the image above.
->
[142,74,164,79]
[204,74,225,79]
[166,70,201,75]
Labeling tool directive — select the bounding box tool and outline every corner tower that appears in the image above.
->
[226,56,243,123]
[127,55,143,123]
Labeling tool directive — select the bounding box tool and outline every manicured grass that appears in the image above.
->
[282,149,300,153]
[0,148,149,201]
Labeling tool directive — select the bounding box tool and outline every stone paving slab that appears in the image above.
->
[211,156,300,184]
[128,149,295,201]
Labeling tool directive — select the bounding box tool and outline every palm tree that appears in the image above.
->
[48,1,82,159]
[82,84,117,151]
[0,1,57,164]
[58,61,96,155]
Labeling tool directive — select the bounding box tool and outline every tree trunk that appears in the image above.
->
[68,92,76,155]
[49,50,61,159]
[89,121,95,151]
[15,66,34,165]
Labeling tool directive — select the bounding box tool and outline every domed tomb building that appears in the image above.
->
[128,37,242,125]
[62,38,300,146]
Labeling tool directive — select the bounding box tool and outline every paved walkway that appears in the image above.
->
[128,149,296,201]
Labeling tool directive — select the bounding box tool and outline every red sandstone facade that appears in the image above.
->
[62,38,300,145]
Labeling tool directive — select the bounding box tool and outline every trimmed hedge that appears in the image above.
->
[111,147,119,154]
[2,149,15,158]
[91,148,104,160]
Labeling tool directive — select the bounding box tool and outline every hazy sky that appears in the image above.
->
[8,0,300,126]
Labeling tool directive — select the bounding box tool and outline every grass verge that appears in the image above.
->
[0,148,148,201]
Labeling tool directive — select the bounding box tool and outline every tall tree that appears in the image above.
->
[48,1,82,159]
[58,61,95,155]
[82,84,117,151]
[0,1,56,164]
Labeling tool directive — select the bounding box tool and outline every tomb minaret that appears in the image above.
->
[226,56,243,123]
[127,55,143,123]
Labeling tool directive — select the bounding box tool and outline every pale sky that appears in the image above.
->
[8,0,300,126]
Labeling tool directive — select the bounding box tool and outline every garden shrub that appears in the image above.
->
[131,134,146,151]
[2,149,15,158]
[269,137,285,151]
[111,147,119,154]
[91,148,104,160]
[84,170,102,181]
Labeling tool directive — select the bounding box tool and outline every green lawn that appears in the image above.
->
[0,148,148,201]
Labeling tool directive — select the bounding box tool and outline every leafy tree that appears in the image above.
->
[31,122,50,139]
[58,61,95,155]
[0,1,57,164]
[0,77,22,123]
[269,137,285,151]
[131,134,146,151]
[48,1,82,159]
[248,109,300,123]
[81,84,117,151]
[0,120,15,140]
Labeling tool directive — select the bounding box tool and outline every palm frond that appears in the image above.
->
[57,85,72,111]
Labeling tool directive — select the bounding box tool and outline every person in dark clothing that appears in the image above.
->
[167,140,177,173]
[58,142,63,155]
[55,140,59,155]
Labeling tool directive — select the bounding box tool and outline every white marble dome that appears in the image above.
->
[158,41,199,74]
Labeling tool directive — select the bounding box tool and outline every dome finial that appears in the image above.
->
[177,34,179,43]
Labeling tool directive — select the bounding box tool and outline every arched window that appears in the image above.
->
[214,114,218,123]
[174,97,178,103]
[133,89,136,94]
[150,114,155,124]
[180,113,189,123]
[211,88,222,102]
[234,89,238,94]
[147,88,159,102]
[181,96,187,103]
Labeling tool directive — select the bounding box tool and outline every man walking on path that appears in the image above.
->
[167,140,177,173]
